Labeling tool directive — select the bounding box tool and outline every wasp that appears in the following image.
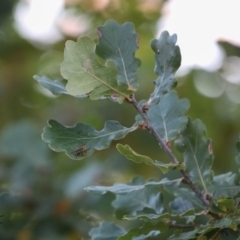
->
[72,145,88,156]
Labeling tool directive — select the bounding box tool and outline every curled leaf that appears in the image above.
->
[116,143,184,174]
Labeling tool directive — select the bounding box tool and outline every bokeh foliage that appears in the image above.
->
[1,0,240,239]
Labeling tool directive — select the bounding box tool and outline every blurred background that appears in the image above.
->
[1,0,240,239]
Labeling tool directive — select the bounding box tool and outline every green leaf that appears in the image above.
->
[113,184,163,219]
[147,31,181,107]
[61,36,132,103]
[236,138,240,173]
[42,119,137,160]
[118,221,165,240]
[0,120,50,167]
[169,198,194,215]
[33,75,87,98]
[210,172,240,199]
[86,176,170,219]
[169,229,198,240]
[164,179,205,210]
[175,119,214,194]
[89,222,126,240]
[96,20,141,91]
[85,176,173,195]
[146,91,190,142]
[116,143,185,174]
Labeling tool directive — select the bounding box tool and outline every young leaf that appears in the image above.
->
[96,20,141,91]
[175,119,214,194]
[147,31,181,107]
[116,143,185,174]
[61,36,132,103]
[89,222,126,240]
[42,119,137,160]
[146,91,189,142]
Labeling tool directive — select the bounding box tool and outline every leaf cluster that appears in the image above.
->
[35,20,240,239]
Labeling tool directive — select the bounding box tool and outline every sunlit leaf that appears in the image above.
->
[116,143,184,174]
[61,36,132,103]
[175,119,214,194]
[118,221,165,240]
[147,31,181,107]
[89,222,126,240]
[146,91,189,142]
[42,119,137,160]
[96,20,141,91]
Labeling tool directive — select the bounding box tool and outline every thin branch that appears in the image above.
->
[129,94,210,208]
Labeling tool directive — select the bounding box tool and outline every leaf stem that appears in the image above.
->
[129,94,210,208]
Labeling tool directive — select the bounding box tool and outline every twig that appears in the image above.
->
[129,94,210,208]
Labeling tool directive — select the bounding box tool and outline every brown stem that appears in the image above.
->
[129,94,210,208]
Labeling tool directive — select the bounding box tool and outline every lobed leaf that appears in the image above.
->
[146,91,189,142]
[85,176,175,195]
[169,198,194,215]
[89,222,126,240]
[118,222,165,240]
[113,184,163,219]
[116,143,184,174]
[86,176,175,219]
[42,119,137,160]
[210,172,240,199]
[147,31,181,107]
[61,36,132,103]
[164,179,205,211]
[169,229,198,240]
[175,119,214,194]
[96,20,141,91]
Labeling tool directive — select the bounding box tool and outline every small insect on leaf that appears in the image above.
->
[73,145,88,156]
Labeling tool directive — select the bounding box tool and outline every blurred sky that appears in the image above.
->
[13,0,240,100]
